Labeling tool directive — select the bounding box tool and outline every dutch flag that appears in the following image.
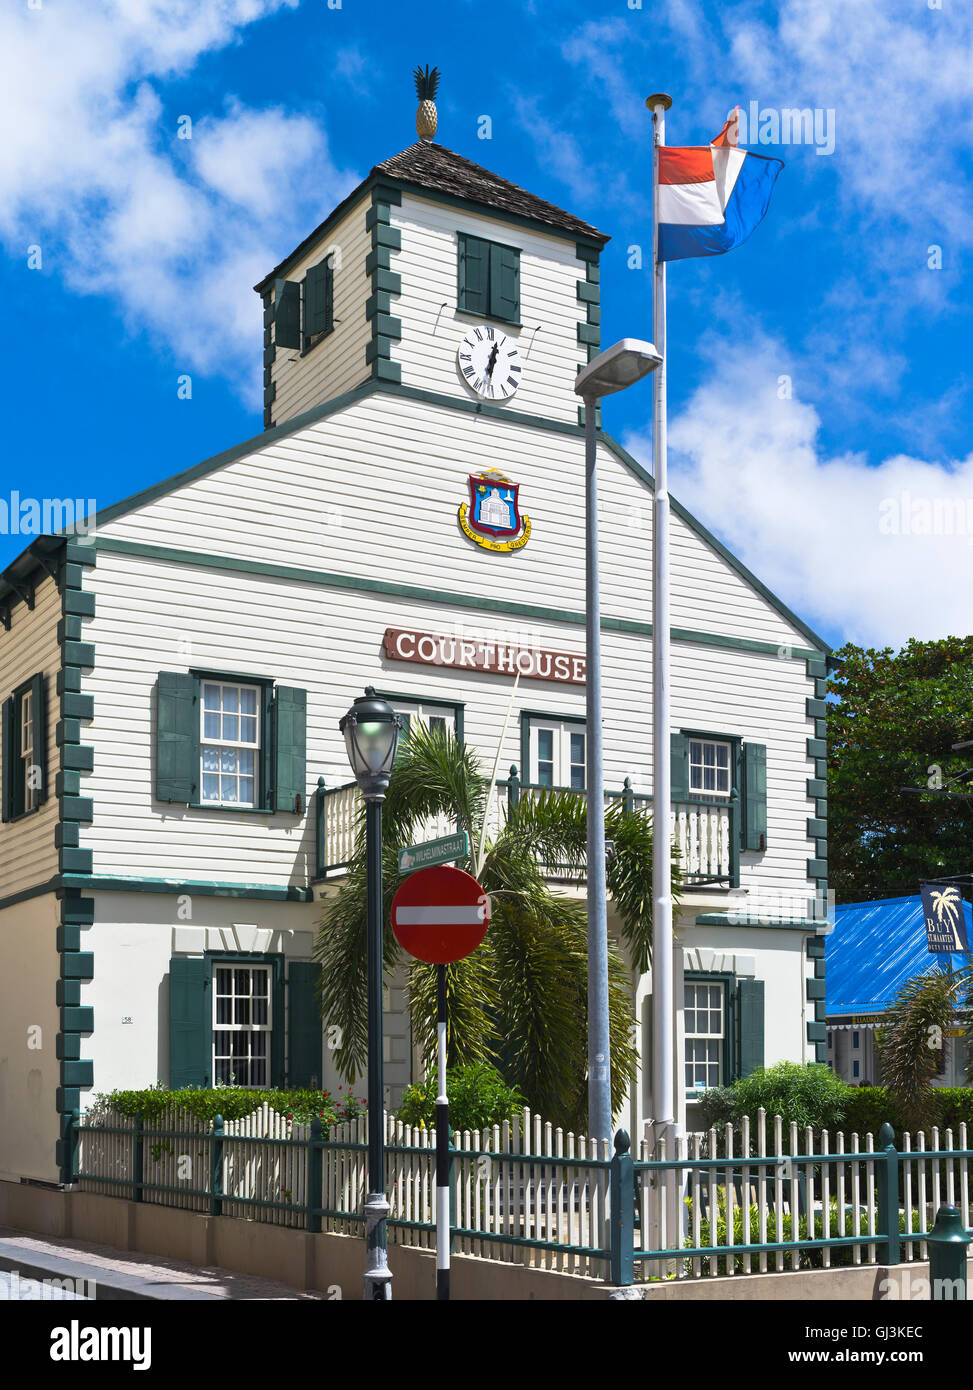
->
[657,110,783,263]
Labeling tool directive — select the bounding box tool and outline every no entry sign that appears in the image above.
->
[391,864,490,965]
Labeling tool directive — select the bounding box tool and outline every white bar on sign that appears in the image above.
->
[396,905,485,925]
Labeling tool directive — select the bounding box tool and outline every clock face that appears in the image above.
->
[457,326,522,400]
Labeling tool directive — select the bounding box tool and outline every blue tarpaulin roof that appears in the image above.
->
[826,895,972,1018]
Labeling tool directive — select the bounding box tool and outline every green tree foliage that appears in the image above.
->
[828,636,973,901]
[876,965,973,1130]
[315,720,679,1132]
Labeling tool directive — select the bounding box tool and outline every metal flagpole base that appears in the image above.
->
[363,1192,393,1300]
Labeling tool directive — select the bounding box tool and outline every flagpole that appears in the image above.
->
[646,92,675,1141]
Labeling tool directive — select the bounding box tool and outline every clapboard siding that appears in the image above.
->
[270,196,372,426]
[83,548,815,893]
[393,193,587,424]
[95,393,814,651]
[0,574,60,899]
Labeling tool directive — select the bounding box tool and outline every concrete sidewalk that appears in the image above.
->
[0,1227,330,1300]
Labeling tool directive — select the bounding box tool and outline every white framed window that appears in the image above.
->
[528,719,586,790]
[213,965,271,1087]
[393,700,457,738]
[20,687,37,812]
[689,738,731,797]
[685,981,725,1092]
[201,681,260,807]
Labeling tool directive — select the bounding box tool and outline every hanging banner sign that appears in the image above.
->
[919,882,970,954]
[383,627,585,684]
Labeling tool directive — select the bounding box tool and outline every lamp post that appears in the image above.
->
[574,340,662,1144]
[339,686,401,1300]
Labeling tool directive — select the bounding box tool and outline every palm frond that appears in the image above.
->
[878,965,970,1129]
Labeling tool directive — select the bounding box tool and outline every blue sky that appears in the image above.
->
[2,0,971,649]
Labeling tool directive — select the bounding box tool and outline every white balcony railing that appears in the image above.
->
[315,775,736,888]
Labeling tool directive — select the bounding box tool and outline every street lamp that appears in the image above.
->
[574,340,662,1145]
[339,686,401,1300]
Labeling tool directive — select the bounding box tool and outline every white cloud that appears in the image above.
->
[622,325,973,649]
[0,0,357,402]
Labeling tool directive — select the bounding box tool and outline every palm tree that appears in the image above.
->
[878,964,972,1129]
[314,719,680,1132]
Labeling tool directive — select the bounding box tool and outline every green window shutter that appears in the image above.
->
[670,732,690,802]
[458,234,489,315]
[0,697,13,823]
[29,672,48,806]
[304,258,333,346]
[489,243,520,322]
[742,742,767,850]
[274,279,302,350]
[736,978,765,1079]
[287,961,323,1088]
[271,958,285,1087]
[169,957,211,1087]
[273,685,307,812]
[156,672,198,804]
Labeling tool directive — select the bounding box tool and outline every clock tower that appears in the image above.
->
[254,71,608,433]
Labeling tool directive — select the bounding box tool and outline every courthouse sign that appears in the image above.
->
[383,627,585,684]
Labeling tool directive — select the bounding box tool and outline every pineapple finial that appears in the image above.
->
[414,64,440,142]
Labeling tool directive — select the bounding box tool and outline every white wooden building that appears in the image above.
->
[0,130,831,1185]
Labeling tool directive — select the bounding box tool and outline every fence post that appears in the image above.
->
[210,1114,224,1217]
[507,764,520,812]
[307,1114,323,1233]
[61,1109,79,1186]
[876,1121,900,1266]
[610,1130,635,1286]
[133,1115,144,1204]
[927,1205,970,1300]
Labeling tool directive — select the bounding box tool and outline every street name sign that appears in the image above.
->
[397,831,470,875]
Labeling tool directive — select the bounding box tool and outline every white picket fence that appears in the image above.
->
[77,1103,612,1276]
[638,1110,973,1281]
[77,1104,973,1282]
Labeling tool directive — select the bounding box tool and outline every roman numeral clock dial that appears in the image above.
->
[457,326,522,400]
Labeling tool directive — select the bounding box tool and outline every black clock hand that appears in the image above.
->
[485,343,500,378]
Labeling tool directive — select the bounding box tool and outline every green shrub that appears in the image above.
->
[697,1063,850,1137]
[686,1191,920,1276]
[91,1085,366,1128]
[396,1062,524,1132]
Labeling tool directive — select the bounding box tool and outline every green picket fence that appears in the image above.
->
[70,1104,971,1285]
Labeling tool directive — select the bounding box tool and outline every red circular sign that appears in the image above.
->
[391,864,490,965]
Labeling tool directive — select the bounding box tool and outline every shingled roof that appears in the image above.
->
[373,141,608,243]
[255,141,607,292]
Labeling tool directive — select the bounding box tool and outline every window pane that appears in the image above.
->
[537,762,553,788]
[239,750,255,776]
[240,688,257,716]
[202,746,219,771]
[570,732,585,763]
[223,687,239,714]
[222,714,239,742]
[204,712,220,739]
[570,764,585,790]
[537,730,554,761]
[240,716,257,744]
[203,684,220,709]
[239,777,255,805]
[216,969,231,993]
[221,748,237,773]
